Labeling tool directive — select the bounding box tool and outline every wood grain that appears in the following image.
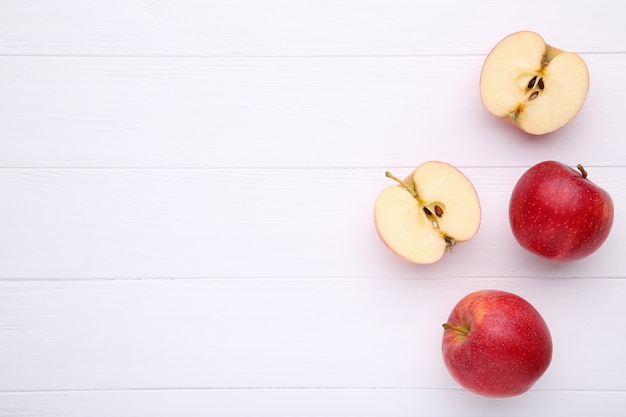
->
[1,389,625,417]
[1,55,624,168]
[1,0,625,56]
[1,1,625,415]
[2,278,626,392]
[0,167,624,279]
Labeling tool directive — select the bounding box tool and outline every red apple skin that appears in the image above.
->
[442,290,552,398]
[509,161,614,262]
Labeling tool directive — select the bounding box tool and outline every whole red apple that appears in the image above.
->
[509,160,614,261]
[442,290,552,398]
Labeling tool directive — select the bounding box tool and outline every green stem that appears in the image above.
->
[442,323,469,336]
[385,171,418,198]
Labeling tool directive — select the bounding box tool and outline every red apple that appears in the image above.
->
[509,161,614,261]
[442,290,552,398]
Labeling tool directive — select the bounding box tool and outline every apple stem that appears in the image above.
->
[385,171,418,198]
[577,164,588,179]
[442,323,469,336]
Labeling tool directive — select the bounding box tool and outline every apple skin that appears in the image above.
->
[442,290,552,398]
[509,161,614,262]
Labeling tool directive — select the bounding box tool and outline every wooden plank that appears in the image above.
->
[1,278,625,392]
[1,0,624,56]
[0,167,624,279]
[1,388,625,417]
[1,55,624,168]
[2,1,625,415]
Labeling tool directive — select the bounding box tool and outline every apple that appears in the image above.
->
[373,161,481,264]
[442,289,553,398]
[509,161,614,261]
[480,31,589,135]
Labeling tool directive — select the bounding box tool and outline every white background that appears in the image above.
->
[1,1,625,416]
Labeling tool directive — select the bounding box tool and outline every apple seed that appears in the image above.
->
[538,77,544,90]
[423,206,433,216]
[529,91,539,100]
[527,75,537,89]
[434,205,444,217]
[442,323,469,337]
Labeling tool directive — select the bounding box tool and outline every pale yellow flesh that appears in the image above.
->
[411,163,481,241]
[480,31,589,135]
[375,186,447,264]
[374,161,481,264]
[517,53,589,134]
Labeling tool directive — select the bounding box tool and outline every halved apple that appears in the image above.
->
[480,31,589,135]
[374,161,481,264]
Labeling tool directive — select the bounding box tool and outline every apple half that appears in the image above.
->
[374,161,481,264]
[480,31,589,135]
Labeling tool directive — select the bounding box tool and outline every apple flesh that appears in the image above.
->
[442,290,553,398]
[509,161,614,261]
[480,31,589,135]
[374,161,481,264]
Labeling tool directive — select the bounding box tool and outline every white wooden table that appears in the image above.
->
[1,1,625,415]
